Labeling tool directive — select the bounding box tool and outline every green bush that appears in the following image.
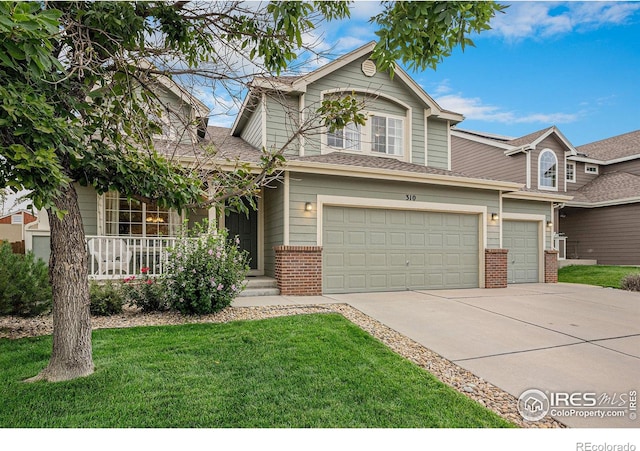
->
[621,273,640,292]
[163,226,250,315]
[90,281,125,316]
[122,267,169,312]
[0,241,52,317]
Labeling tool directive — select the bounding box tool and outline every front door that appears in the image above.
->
[226,207,258,270]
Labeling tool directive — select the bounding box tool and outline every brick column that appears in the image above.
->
[485,249,508,288]
[544,250,559,283]
[274,246,323,295]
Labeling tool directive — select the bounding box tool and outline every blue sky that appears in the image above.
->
[307,1,640,146]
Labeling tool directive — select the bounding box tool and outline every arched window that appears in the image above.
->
[538,150,558,190]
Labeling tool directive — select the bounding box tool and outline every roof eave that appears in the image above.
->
[503,191,574,202]
[565,197,640,208]
[284,160,523,192]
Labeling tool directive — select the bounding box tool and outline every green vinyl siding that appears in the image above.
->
[265,95,300,157]
[303,55,427,164]
[239,100,263,149]
[263,183,284,277]
[288,173,499,248]
[427,119,449,169]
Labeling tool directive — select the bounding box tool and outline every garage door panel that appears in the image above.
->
[325,253,344,267]
[368,253,387,266]
[390,232,405,246]
[348,231,366,245]
[325,230,344,245]
[347,253,366,266]
[409,253,425,266]
[409,233,425,246]
[323,206,479,293]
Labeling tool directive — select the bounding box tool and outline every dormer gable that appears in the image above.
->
[231,41,464,171]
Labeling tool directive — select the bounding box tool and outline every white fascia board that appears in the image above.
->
[284,160,522,192]
[504,145,533,156]
[230,92,255,136]
[537,127,578,156]
[251,78,306,94]
[393,68,464,123]
[451,130,515,151]
[565,197,640,208]
[503,191,574,203]
[569,154,640,165]
[292,41,377,90]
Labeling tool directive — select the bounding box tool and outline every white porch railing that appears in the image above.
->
[86,236,178,280]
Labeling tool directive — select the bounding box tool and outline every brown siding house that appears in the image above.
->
[452,126,640,266]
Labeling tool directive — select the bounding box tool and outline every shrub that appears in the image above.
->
[123,267,169,312]
[621,273,640,292]
[0,241,52,317]
[163,226,250,315]
[90,280,125,316]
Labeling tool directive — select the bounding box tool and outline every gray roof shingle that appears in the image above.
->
[569,171,640,204]
[576,129,640,161]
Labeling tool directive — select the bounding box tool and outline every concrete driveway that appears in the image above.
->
[234,283,640,428]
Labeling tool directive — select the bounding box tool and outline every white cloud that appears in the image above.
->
[489,1,640,41]
[435,93,579,125]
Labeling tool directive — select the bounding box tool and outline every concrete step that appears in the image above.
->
[237,287,281,297]
[237,276,280,297]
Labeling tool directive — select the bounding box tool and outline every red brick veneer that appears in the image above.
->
[274,246,323,295]
[544,250,559,283]
[485,249,508,288]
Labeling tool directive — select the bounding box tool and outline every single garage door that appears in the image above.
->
[503,220,539,283]
[323,206,479,294]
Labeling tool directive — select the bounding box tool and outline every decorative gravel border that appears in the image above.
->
[0,304,565,428]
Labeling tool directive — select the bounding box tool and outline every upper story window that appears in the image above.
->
[11,214,23,225]
[372,115,404,156]
[327,122,361,150]
[566,162,576,182]
[538,149,558,190]
[585,164,599,174]
[326,113,404,157]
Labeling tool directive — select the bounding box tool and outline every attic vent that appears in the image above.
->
[361,59,377,77]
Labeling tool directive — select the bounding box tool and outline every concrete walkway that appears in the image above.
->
[233,283,640,428]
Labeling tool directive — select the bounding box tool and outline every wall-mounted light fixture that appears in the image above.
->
[304,202,313,212]
[546,220,553,228]
[491,213,499,221]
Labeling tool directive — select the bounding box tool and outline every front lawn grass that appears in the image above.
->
[558,265,640,288]
[0,314,511,428]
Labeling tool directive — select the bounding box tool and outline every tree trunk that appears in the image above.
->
[26,184,94,382]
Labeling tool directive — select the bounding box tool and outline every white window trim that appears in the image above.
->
[566,161,576,183]
[99,191,183,238]
[585,164,599,175]
[537,149,558,192]
[319,88,411,162]
[11,214,23,225]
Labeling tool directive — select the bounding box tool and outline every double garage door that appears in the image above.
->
[323,206,479,294]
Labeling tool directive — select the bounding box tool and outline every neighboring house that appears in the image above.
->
[0,209,37,249]
[27,42,569,294]
[560,130,640,265]
[451,126,640,266]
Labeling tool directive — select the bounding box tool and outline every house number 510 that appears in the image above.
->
[405,194,416,201]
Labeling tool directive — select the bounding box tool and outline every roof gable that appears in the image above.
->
[232,41,464,135]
